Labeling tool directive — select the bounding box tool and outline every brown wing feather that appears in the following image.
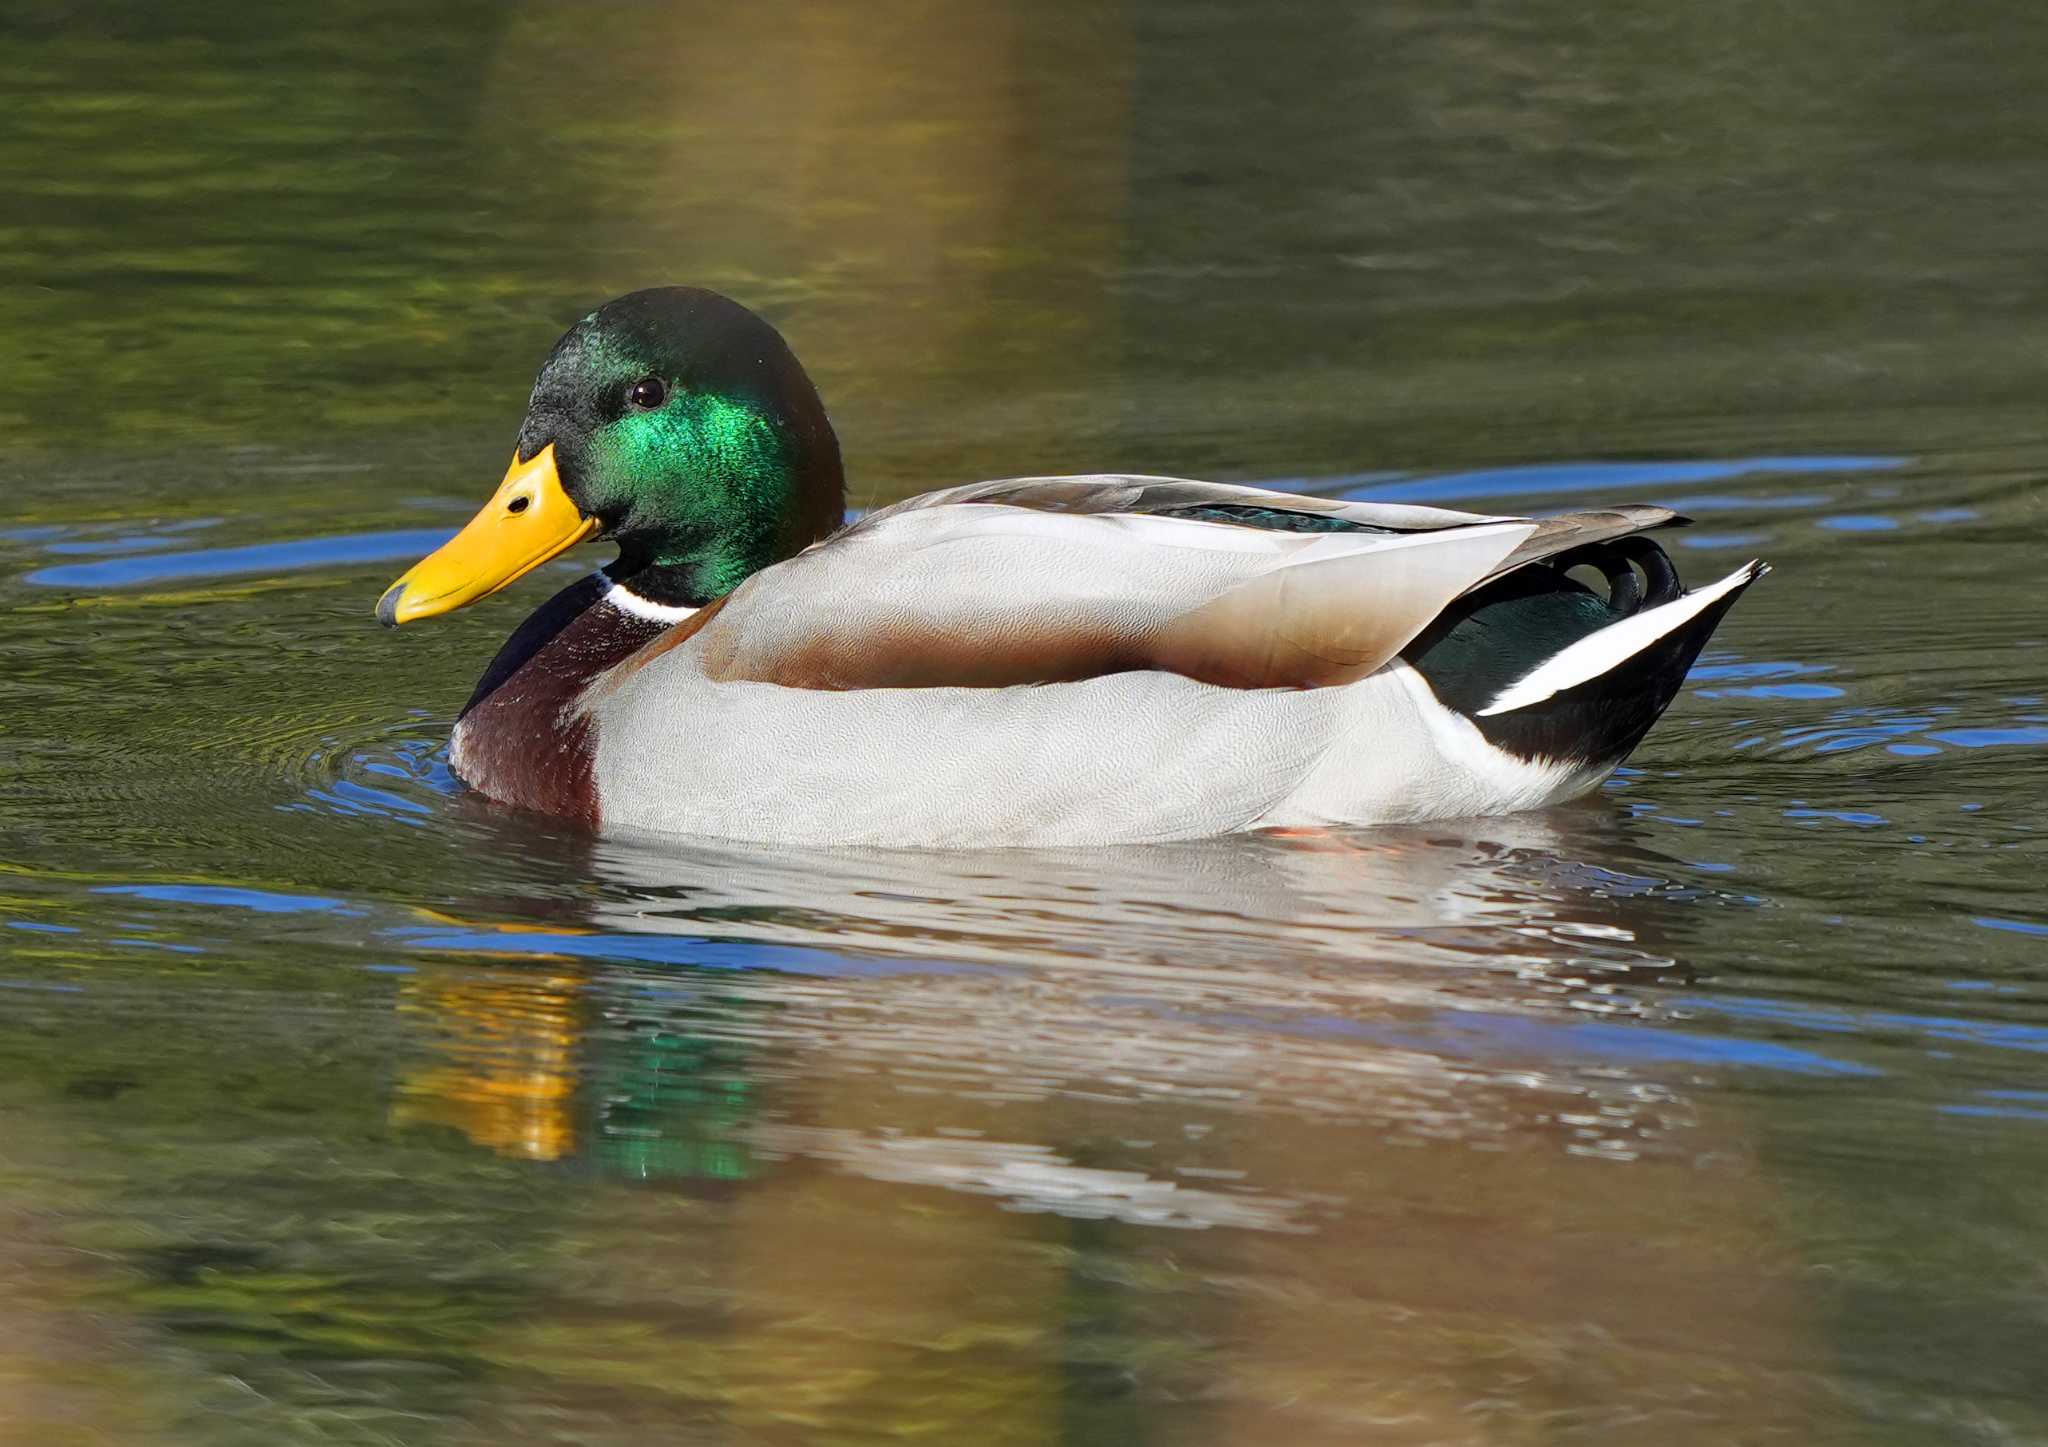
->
[1490,504,1685,576]
[688,512,1534,692]
[695,612,1143,691]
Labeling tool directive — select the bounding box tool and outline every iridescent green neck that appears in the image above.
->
[513,287,848,608]
[591,390,844,607]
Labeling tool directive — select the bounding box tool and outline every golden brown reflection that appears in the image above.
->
[392,967,582,1162]
[470,0,1134,495]
[394,817,1834,1442]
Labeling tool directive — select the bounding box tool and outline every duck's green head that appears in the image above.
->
[378,287,844,625]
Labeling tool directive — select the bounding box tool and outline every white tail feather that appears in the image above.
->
[1477,561,1768,717]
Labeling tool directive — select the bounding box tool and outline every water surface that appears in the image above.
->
[3,3,2046,1444]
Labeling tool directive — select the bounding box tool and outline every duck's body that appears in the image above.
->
[382,288,1764,848]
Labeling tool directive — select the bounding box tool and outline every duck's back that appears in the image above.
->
[548,476,1761,847]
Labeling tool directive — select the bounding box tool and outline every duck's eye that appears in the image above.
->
[627,376,668,411]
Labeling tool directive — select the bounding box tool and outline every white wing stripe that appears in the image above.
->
[1476,561,1767,717]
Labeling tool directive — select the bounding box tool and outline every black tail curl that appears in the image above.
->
[1560,535,1683,617]
[1404,534,1752,768]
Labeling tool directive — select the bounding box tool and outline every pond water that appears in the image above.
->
[4,3,2046,1443]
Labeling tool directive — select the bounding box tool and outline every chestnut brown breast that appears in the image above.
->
[451,575,674,827]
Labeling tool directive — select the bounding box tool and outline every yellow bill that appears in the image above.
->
[377,444,598,626]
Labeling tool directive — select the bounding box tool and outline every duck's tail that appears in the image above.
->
[1477,558,1767,766]
[1403,535,1767,770]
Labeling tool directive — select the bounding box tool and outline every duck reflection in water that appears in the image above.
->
[386,813,1825,1441]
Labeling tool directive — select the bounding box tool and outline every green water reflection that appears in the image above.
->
[3,1,2047,1444]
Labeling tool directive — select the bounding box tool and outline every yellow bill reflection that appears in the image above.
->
[391,967,582,1162]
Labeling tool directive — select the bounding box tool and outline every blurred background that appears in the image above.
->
[2,2,2046,1444]
[10,0,2048,478]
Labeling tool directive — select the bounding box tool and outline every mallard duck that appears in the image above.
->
[378,287,1765,847]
